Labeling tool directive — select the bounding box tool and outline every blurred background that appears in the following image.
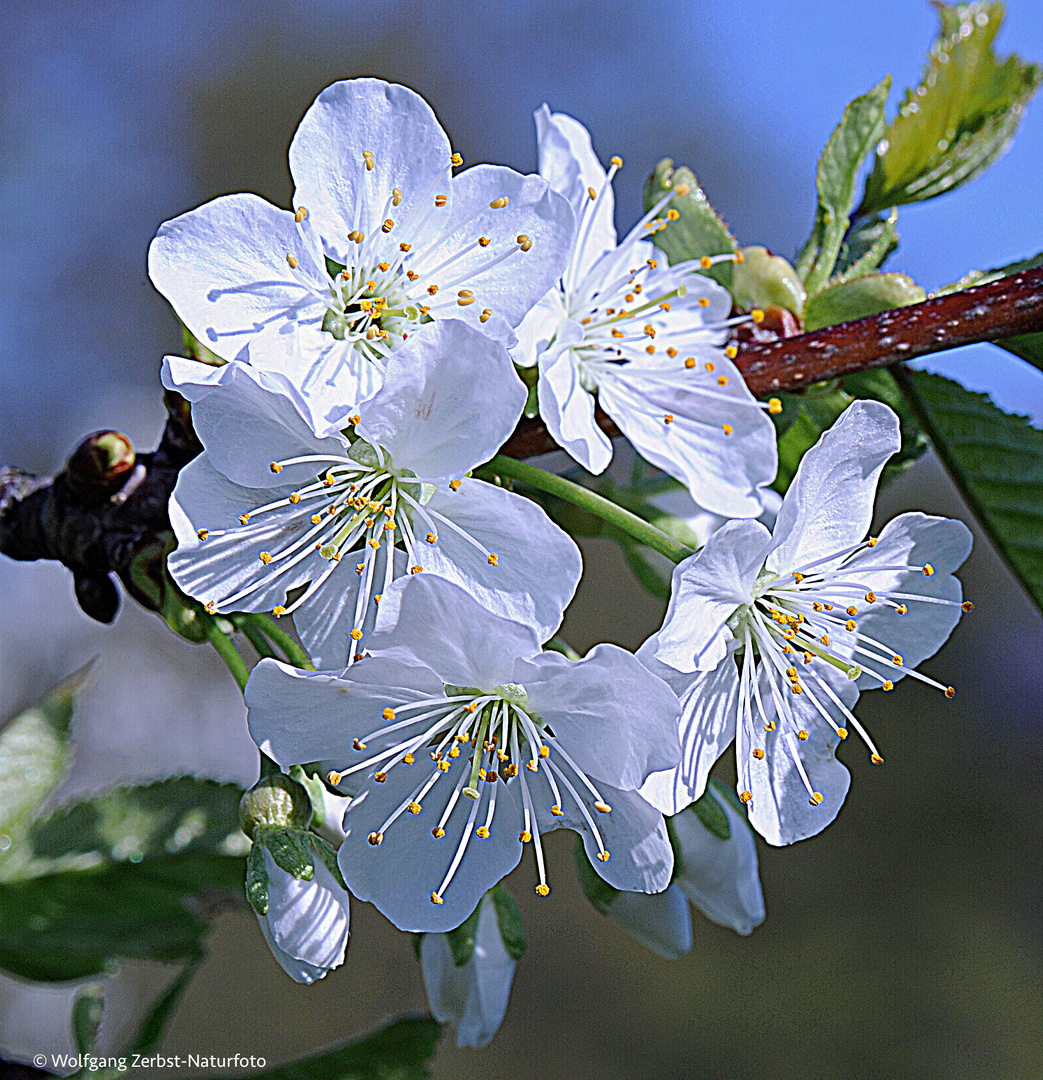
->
[1,1,1042,1077]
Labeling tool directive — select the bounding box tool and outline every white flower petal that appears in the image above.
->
[636,643,740,815]
[245,657,446,766]
[420,895,516,1048]
[369,574,543,690]
[259,849,350,983]
[597,361,777,518]
[537,334,613,475]
[655,519,772,673]
[605,883,692,959]
[339,765,524,933]
[512,287,566,368]
[767,399,900,574]
[671,794,765,936]
[356,320,525,482]
[418,480,582,642]
[516,643,680,791]
[288,78,452,265]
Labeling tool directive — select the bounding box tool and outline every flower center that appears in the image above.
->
[326,686,613,906]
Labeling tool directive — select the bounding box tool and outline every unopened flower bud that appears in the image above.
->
[66,431,136,496]
[239,773,312,840]
[730,246,806,318]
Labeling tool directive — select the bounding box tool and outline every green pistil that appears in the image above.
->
[464,708,492,800]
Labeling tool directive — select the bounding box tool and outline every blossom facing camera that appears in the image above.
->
[419,888,524,1047]
[641,399,973,845]
[163,319,582,669]
[514,106,778,518]
[148,79,574,435]
[246,574,681,933]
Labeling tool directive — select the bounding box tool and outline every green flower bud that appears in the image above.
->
[239,773,312,840]
[731,246,807,317]
[66,431,136,496]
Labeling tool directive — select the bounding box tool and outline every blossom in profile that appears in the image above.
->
[246,574,681,932]
[149,79,574,434]
[164,320,581,669]
[514,106,778,518]
[640,400,973,845]
[419,890,523,1047]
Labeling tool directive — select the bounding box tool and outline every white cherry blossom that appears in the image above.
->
[164,320,581,669]
[514,107,778,517]
[640,400,973,845]
[149,79,574,435]
[246,574,682,933]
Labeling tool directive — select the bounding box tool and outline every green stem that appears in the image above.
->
[201,615,251,692]
[244,612,315,671]
[481,454,695,564]
[230,614,279,661]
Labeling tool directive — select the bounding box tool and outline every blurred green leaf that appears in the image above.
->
[997,333,1043,376]
[643,159,738,287]
[899,370,1043,613]
[799,76,891,292]
[0,665,92,873]
[203,1015,443,1080]
[489,883,527,960]
[619,539,672,601]
[445,902,481,967]
[803,272,926,331]
[691,786,730,841]
[834,208,899,279]
[859,1,1042,216]
[72,984,105,1054]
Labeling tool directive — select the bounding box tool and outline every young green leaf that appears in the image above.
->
[834,208,899,279]
[803,272,926,332]
[859,1,1042,216]
[799,76,891,294]
[643,159,738,287]
[898,369,1043,614]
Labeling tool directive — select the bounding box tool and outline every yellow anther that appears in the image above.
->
[410,565,423,574]
[697,296,711,309]
[539,746,550,758]
[273,605,286,617]
[550,805,563,817]
[791,683,803,694]
[403,753,415,764]
[449,479,461,491]
[458,294,475,306]
[673,182,689,197]
[706,361,717,372]
[425,532,438,544]
[725,345,739,360]
[434,194,447,208]
[768,397,783,414]
[923,564,935,577]
[594,801,612,814]
[527,761,538,773]
[696,255,713,270]
[596,850,611,863]
[945,686,956,699]
[722,424,734,436]
[786,666,798,678]
[362,150,375,170]
[258,551,272,565]
[382,707,396,721]
[892,654,904,666]
[685,357,696,369]
[611,328,625,338]
[478,768,487,781]
[196,528,209,541]
[809,792,824,806]
[408,802,422,815]
[739,791,753,804]
[285,254,298,269]
[368,539,380,550]
[535,883,550,897]
[353,230,365,243]
[480,308,492,322]
[961,601,974,612]
[895,604,908,615]
[882,680,894,691]
[820,634,830,645]
[374,771,387,783]
[327,770,342,786]
[478,236,491,248]
[431,891,444,904]
[392,187,402,205]
[354,562,364,575]
[451,152,463,167]
[836,728,848,740]
[294,206,307,222]
[865,592,877,603]
[448,747,459,759]
[489,196,509,209]
[751,308,765,323]
[845,619,857,631]
[717,374,729,386]
[647,258,658,269]
[846,606,858,616]
[664,413,674,425]
[793,572,805,583]
[797,730,809,741]
[752,748,765,760]
[733,250,745,263]
[432,827,446,839]
[610,155,623,168]
[867,536,878,547]
[238,513,250,525]
[519,830,532,843]
[381,219,394,234]
[476,825,490,839]
[368,831,383,846]
[350,628,363,641]
[666,208,680,221]
[437,759,451,772]
[764,720,776,732]
[804,652,814,665]
[427,284,439,295]
[310,514,322,526]
[487,553,499,566]
[871,754,884,765]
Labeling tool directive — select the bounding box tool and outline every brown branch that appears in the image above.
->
[500,266,1043,459]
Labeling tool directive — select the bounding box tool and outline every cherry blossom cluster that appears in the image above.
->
[149,78,971,1046]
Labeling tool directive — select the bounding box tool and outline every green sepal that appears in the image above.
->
[859,1,1043,217]
[798,76,891,293]
[709,777,753,824]
[325,255,346,279]
[731,246,806,316]
[246,841,269,916]
[72,984,105,1054]
[490,883,527,960]
[179,320,226,367]
[543,636,581,661]
[573,834,619,914]
[803,272,925,331]
[642,159,737,287]
[289,765,328,829]
[691,786,730,840]
[309,833,348,891]
[261,828,315,881]
[834,208,899,280]
[445,902,482,967]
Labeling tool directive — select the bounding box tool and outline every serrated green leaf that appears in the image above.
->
[489,884,527,960]
[691,787,731,840]
[445,902,481,967]
[835,208,900,279]
[201,1015,443,1080]
[860,1,1042,216]
[803,272,926,331]
[799,76,891,292]
[899,370,1043,613]
[731,246,806,316]
[263,828,315,881]
[643,159,737,287]
[72,984,104,1054]
[573,835,618,914]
